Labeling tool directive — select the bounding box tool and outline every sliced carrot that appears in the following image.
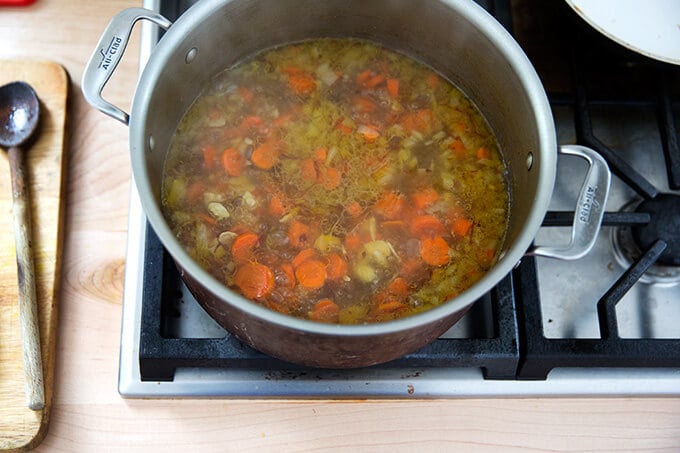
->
[221,148,246,176]
[186,181,206,203]
[288,220,312,249]
[318,166,342,190]
[352,96,377,113]
[300,158,317,182]
[295,259,327,289]
[452,217,473,237]
[401,109,434,133]
[420,236,450,266]
[231,232,259,264]
[452,121,468,134]
[251,141,279,170]
[412,187,439,210]
[285,67,317,95]
[292,248,317,269]
[410,215,446,238]
[278,262,296,289]
[376,300,408,314]
[364,73,385,88]
[334,117,354,135]
[234,262,275,300]
[386,78,399,98]
[476,147,491,160]
[344,231,362,251]
[449,139,467,158]
[357,124,381,141]
[268,194,285,217]
[309,299,340,323]
[387,277,410,298]
[426,73,441,88]
[238,86,254,103]
[356,69,374,86]
[373,191,404,220]
[197,213,217,226]
[326,253,348,280]
[374,277,409,307]
[240,115,264,130]
[313,147,328,162]
[202,144,219,170]
[346,201,363,218]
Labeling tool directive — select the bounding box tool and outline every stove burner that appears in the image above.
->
[611,197,680,285]
[631,194,680,266]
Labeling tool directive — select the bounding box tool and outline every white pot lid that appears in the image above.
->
[566,0,680,66]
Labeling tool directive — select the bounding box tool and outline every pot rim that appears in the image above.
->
[129,0,556,337]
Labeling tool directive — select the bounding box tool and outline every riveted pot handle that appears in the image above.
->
[82,8,172,125]
[528,145,611,260]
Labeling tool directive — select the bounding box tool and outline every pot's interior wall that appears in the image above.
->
[138,0,553,256]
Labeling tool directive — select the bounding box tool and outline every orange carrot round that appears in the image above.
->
[364,73,386,88]
[295,259,327,289]
[326,253,348,280]
[292,248,317,269]
[476,147,491,160]
[221,148,246,176]
[346,201,363,218]
[251,142,279,170]
[449,139,467,158]
[231,232,259,264]
[376,300,407,314]
[268,195,285,217]
[412,187,439,210]
[386,78,399,98]
[300,158,317,182]
[319,166,342,190]
[373,191,404,220]
[202,144,219,170]
[452,217,473,237]
[420,236,450,266]
[313,147,328,162]
[186,181,206,203]
[387,277,409,298]
[287,70,317,95]
[353,96,377,113]
[309,298,340,323]
[344,231,361,251]
[410,215,446,238]
[288,220,312,249]
[234,262,275,300]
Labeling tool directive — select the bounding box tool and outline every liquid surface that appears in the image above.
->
[162,39,509,324]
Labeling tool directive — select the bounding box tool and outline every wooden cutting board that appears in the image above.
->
[0,61,68,452]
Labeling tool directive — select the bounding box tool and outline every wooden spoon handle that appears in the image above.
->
[8,145,45,411]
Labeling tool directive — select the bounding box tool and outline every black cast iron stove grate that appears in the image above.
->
[513,1,680,378]
[137,0,680,382]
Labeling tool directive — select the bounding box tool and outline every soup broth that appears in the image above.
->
[162,38,509,324]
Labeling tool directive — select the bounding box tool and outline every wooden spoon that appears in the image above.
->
[0,81,44,411]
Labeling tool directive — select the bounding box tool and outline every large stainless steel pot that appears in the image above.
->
[82,0,610,368]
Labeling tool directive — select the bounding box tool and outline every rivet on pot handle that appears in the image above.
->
[528,145,611,260]
[82,8,172,125]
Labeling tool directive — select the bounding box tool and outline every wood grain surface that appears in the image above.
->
[0,1,679,452]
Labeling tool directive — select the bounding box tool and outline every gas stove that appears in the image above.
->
[119,0,680,397]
